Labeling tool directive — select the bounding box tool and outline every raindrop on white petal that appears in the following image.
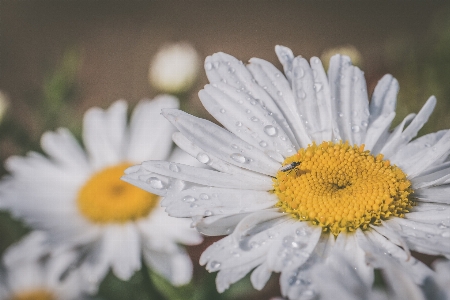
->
[210,261,221,269]
[183,196,196,203]
[313,83,323,92]
[280,136,287,141]
[441,232,450,238]
[251,116,259,122]
[298,89,307,100]
[275,73,281,77]
[213,62,219,69]
[190,203,199,208]
[259,141,268,147]
[438,223,448,229]
[295,67,305,78]
[147,177,164,189]
[236,121,242,127]
[338,112,344,118]
[205,62,212,70]
[263,86,268,90]
[220,109,226,113]
[277,91,283,96]
[424,143,431,148]
[295,227,308,236]
[228,67,235,74]
[230,153,246,163]
[231,144,238,149]
[197,153,210,164]
[200,193,210,200]
[361,120,368,127]
[204,210,213,216]
[351,125,360,133]
[264,125,278,136]
[169,163,179,172]
[246,109,251,114]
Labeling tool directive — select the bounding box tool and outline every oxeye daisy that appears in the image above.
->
[123,46,450,299]
[0,96,202,291]
[0,232,87,300]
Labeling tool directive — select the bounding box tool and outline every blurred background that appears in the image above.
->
[1,1,450,299]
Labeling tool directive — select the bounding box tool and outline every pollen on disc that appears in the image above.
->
[273,141,413,236]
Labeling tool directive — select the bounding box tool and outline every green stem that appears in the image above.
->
[141,260,166,300]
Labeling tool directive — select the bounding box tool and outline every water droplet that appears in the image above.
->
[264,125,278,136]
[277,91,283,96]
[200,193,210,200]
[213,61,220,69]
[424,143,431,148]
[197,153,210,164]
[338,112,344,118]
[147,177,163,189]
[221,79,227,84]
[280,136,287,141]
[220,109,226,113]
[251,116,259,122]
[352,75,359,82]
[351,125,360,133]
[204,210,213,216]
[361,120,368,127]
[169,163,179,172]
[441,232,450,238]
[263,86,268,90]
[294,67,305,78]
[236,121,242,127]
[231,153,246,163]
[210,261,221,269]
[283,236,295,248]
[183,196,196,203]
[298,89,307,100]
[231,144,238,149]
[190,203,199,208]
[259,141,268,147]
[228,67,235,74]
[275,73,281,77]
[246,109,251,114]
[295,227,308,236]
[205,62,212,70]
[438,222,448,229]
[313,83,323,92]
[250,100,256,105]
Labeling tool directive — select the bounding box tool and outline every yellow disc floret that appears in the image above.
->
[273,141,413,236]
[11,289,55,300]
[78,163,158,224]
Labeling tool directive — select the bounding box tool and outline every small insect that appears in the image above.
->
[280,161,302,175]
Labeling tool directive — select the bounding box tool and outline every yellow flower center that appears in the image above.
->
[77,163,158,224]
[11,289,55,300]
[273,141,413,236]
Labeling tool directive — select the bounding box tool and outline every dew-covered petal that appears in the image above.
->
[369,74,399,124]
[250,262,272,291]
[199,84,296,157]
[82,100,128,169]
[204,52,299,148]
[275,45,295,85]
[247,58,309,147]
[196,213,251,236]
[162,108,280,176]
[172,132,272,182]
[370,221,411,259]
[139,161,273,191]
[126,96,179,162]
[405,203,450,226]
[163,187,278,218]
[121,165,176,197]
[389,218,450,258]
[266,222,322,273]
[412,162,450,189]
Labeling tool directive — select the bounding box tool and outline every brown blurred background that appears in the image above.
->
[1,1,450,299]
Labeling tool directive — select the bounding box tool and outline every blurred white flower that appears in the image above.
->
[422,259,450,300]
[124,46,450,299]
[149,42,201,94]
[0,90,10,124]
[320,45,362,69]
[0,232,86,300]
[0,96,202,292]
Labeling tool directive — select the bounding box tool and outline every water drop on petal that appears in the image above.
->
[197,153,210,164]
[169,163,180,172]
[147,177,163,189]
[204,210,213,216]
[200,193,210,200]
[259,141,268,147]
[230,153,246,163]
[183,196,196,203]
[264,125,278,136]
[351,125,360,133]
[251,116,259,122]
[220,109,226,113]
[210,261,221,269]
[205,62,212,70]
[361,120,368,127]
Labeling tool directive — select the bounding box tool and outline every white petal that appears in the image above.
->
[205,52,300,148]
[164,187,277,218]
[162,108,280,176]
[414,185,450,204]
[82,100,128,169]
[381,96,436,159]
[108,224,141,280]
[275,45,295,85]
[121,165,175,196]
[199,84,296,156]
[250,262,272,291]
[143,247,193,286]
[126,96,179,162]
[140,160,273,190]
[412,162,450,189]
[195,213,251,236]
[172,132,272,182]
[40,128,90,171]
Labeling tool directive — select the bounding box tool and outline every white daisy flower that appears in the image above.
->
[0,232,86,300]
[123,46,450,299]
[0,96,203,291]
